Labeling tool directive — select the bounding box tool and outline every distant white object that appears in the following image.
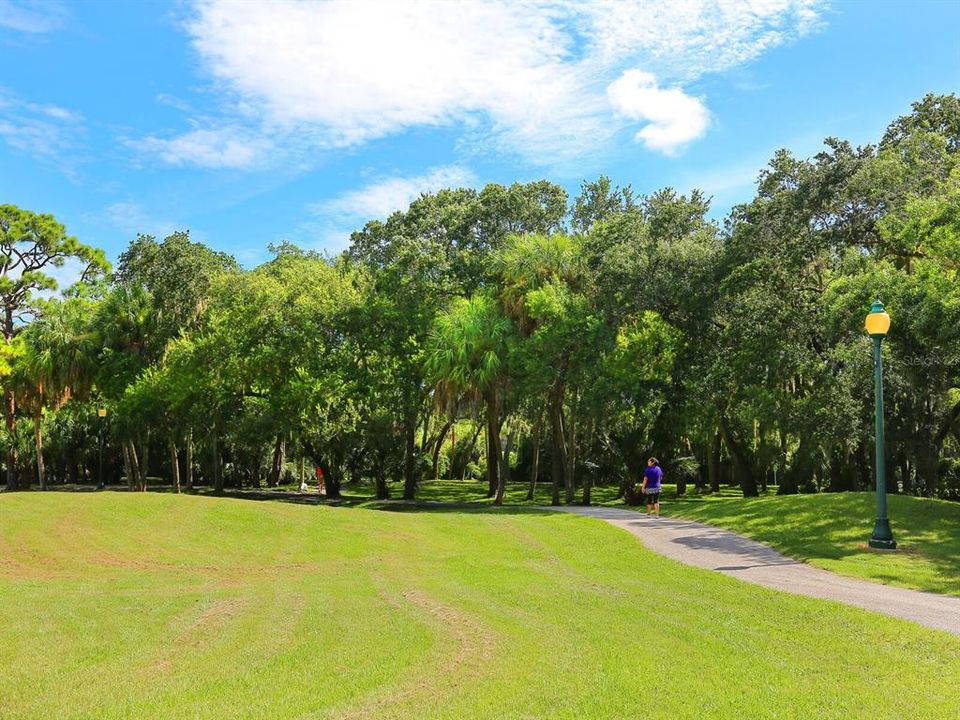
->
[299,481,309,493]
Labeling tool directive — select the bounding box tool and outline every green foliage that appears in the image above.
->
[0,204,109,311]
[4,94,959,505]
[114,231,238,358]
[426,294,514,394]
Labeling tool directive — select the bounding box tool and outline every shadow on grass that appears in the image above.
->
[363,500,559,516]
[27,484,371,508]
[667,491,960,596]
[33,483,566,516]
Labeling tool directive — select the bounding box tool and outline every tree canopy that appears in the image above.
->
[2,94,958,503]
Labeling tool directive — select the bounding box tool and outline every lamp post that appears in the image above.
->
[97,408,108,490]
[865,300,896,550]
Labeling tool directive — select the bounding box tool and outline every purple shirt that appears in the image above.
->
[643,465,663,490]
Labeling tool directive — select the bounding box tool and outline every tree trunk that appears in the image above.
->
[456,422,482,482]
[211,433,223,494]
[125,439,143,492]
[248,444,261,489]
[501,426,517,485]
[487,388,505,505]
[321,454,343,499]
[185,430,194,490]
[828,446,855,493]
[581,431,592,506]
[2,308,16,490]
[420,410,431,458]
[549,385,566,505]
[35,412,45,491]
[140,431,150,484]
[564,409,576,504]
[918,442,939,498]
[122,443,134,491]
[432,420,453,481]
[676,440,690,498]
[374,453,389,500]
[779,436,803,495]
[920,399,960,497]
[169,439,180,493]
[484,422,495,498]
[526,411,543,501]
[326,473,342,499]
[5,388,16,490]
[267,434,285,487]
[402,412,417,500]
[719,416,758,497]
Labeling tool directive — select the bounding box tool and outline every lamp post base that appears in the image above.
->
[869,518,897,550]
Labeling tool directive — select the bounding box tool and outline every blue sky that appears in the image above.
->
[1,0,958,269]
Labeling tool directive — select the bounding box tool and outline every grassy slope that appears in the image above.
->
[660,492,960,597]
[1,493,958,719]
[409,480,960,597]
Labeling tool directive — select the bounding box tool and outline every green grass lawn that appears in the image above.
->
[388,479,960,598]
[659,491,960,597]
[1,493,958,719]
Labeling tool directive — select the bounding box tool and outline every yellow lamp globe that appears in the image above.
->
[864,299,891,336]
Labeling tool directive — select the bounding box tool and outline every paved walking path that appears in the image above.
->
[546,505,960,637]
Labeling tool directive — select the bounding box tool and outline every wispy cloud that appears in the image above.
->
[315,166,477,220]
[282,165,478,253]
[0,0,67,33]
[134,0,827,170]
[155,93,196,114]
[678,130,837,216]
[104,202,180,239]
[0,88,84,175]
[128,126,273,169]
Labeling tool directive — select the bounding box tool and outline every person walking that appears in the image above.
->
[640,457,663,517]
[316,466,326,495]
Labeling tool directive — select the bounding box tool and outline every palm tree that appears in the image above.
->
[497,232,582,335]
[495,233,584,504]
[18,299,97,489]
[425,294,514,504]
[93,285,156,489]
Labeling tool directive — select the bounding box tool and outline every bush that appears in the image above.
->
[668,455,700,493]
[623,480,644,506]
[938,458,960,501]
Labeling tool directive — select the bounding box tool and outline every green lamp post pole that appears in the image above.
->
[865,300,896,550]
[97,408,108,490]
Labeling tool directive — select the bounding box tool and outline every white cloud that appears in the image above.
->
[138,0,826,168]
[24,103,79,122]
[287,165,477,254]
[0,118,69,159]
[0,0,67,33]
[0,90,84,174]
[317,166,477,220]
[607,70,710,154]
[578,0,824,79]
[105,202,180,239]
[188,1,576,138]
[129,126,273,169]
[155,93,195,113]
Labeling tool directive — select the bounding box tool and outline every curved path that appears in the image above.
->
[545,506,960,637]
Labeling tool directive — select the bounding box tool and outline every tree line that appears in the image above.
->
[2,94,958,502]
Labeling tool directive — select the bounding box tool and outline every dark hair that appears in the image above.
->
[648,457,659,466]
